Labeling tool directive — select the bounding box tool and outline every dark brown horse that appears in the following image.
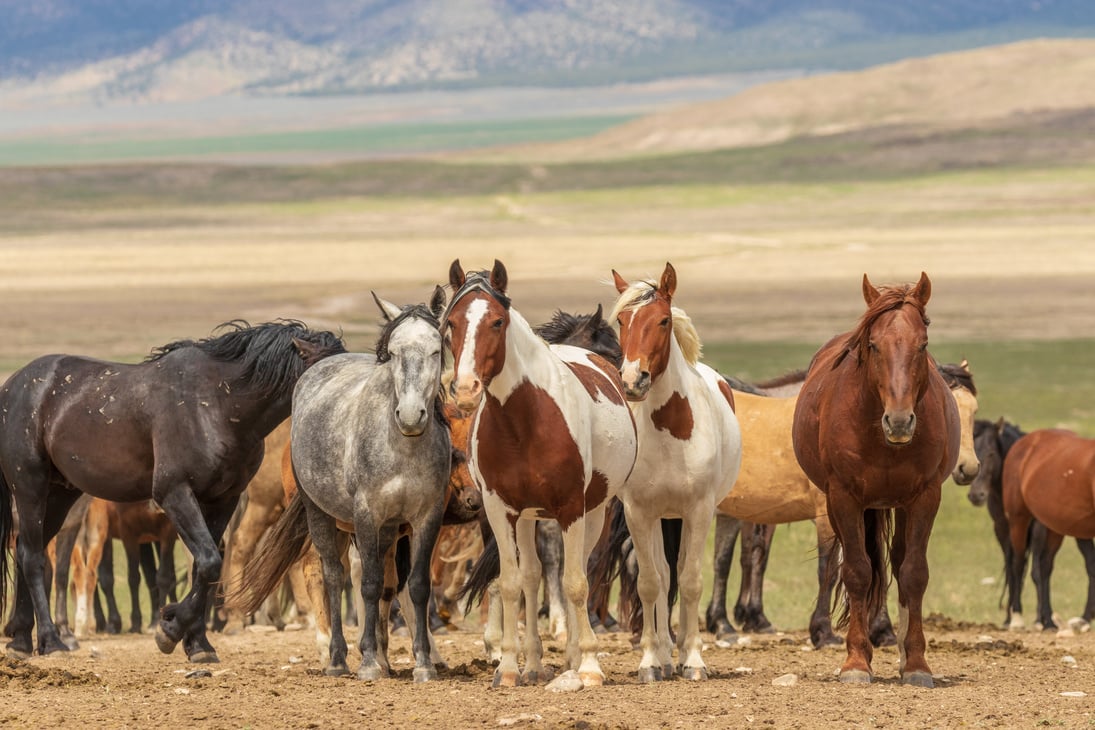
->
[0,320,344,661]
[1002,428,1095,631]
[792,273,959,687]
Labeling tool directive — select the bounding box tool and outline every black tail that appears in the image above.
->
[457,531,500,612]
[587,498,629,616]
[0,469,10,620]
[831,508,892,631]
[223,491,311,616]
[607,506,682,638]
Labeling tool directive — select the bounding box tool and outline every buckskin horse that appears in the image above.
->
[0,320,344,661]
[446,259,636,687]
[792,273,959,687]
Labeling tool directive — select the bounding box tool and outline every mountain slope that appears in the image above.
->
[517,39,1095,160]
[2,1,1095,104]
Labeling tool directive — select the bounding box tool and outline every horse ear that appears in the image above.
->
[911,271,932,306]
[591,302,604,326]
[659,262,677,300]
[960,358,970,373]
[429,285,447,318]
[994,416,1006,434]
[448,259,466,290]
[371,291,402,322]
[292,337,323,363]
[490,259,508,294]
[611,270,629,294]
[862,273,880,305]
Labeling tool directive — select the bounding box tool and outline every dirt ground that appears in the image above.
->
[1,615,1092,729]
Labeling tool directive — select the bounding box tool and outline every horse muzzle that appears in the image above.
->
[881,409,916,445]
[621,368,651,402]
[952,459,980,486]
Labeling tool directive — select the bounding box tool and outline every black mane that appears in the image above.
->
[375,304,441,364]
[147,320,345,398]
[937,362,977,396]
[534,308,622,367]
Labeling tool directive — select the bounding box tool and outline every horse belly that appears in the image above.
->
[1021,437,1095,539]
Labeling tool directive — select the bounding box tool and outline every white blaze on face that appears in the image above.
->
[620,356,642,390]
[453,298,489,397]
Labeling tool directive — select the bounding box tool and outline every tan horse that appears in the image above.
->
[708,360,979,648]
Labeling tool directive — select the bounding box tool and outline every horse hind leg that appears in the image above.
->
[561,506,608,687]
[1030,524,1063,631]
[676,507,715,681]
[1075,539,1095,628]
[705,514,740,643]
[517,519,548,684]
[735,522,776,635]
[537,520,568,642]
[893,502,938,688]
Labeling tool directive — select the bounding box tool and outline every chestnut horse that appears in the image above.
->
[792,273,959,687]
[0,320,344,661]
[446,259,636,687]
[1002,428,1095,631]
[610,262,741,682]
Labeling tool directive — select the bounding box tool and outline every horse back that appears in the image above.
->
[1004,429,1095,539]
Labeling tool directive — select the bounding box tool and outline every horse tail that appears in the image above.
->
[831,508,892,631]
[0,468,11,619]
[457,531,499,613]
[586,498,629,620]
[223,491,311,616]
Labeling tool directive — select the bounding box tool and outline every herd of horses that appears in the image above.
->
[1,260,1092,691]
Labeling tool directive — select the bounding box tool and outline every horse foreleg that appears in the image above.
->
[96,539,122,634]
[893,493,939,688]
[810,513,843,648]
[705,514,740,641]
[735,522,775,634]
[51,526,79,645]
[826,488,873,683]
[536,520,568,642]
[1006,511,1033,631]
[300,545,330,666]
[1076,539,1095,625]
[562,505,607,687]
[151,486,230,663]
[516,518,546,683]
[74,513,107,640]
[624,503,667,683]
[354,516,394,682]
[677,505,715,681]
[407,509,444,683]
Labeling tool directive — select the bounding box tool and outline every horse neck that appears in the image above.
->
[489,308,564,402]
[647,331,694,402]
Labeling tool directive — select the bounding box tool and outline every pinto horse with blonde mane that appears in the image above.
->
[446,259,636,688]
[792,273,959,687]
[610,262,742,682]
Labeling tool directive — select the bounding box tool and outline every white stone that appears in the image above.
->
[771,673,797,687]
[499,714,543,726]
[1061,691,1087,698]
[545,670,584,693]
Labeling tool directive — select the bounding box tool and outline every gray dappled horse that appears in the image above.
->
[232,289,451,682]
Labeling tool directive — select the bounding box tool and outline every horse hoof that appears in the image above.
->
[188,651,220,664]
[812,633,844,649]
[5,645,32,661]
[578,671,604,687]
[413,666,438,683]
[637,666,661,684]
[839,669,872,684]
[61,635,80,651]
[662,663,676,679]
[356,665,388,681]
[324,664,352,677]
[680,666,708,681]
[491,670,521,688]
[154,628,179,655]
[901,671,934,688]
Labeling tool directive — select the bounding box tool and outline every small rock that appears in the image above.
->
[545,670,584,693]
[732,666,753,675]
[173,687,190,695]
[288,656,303,664]
[771,673,797,687]
[246,624,277,633]
[1060,691,1087,698]
[498,713,543,726]
[1061,655,1077,667]
[211,669,235,678]
[185,669,212,679]
[980,576,996,585]
[88,646,101,659]
[1056,627,1076,638]
[976,635,995,644]
[1068,617,1091,633]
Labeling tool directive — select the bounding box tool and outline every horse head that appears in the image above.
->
[372,287,446,437]
[857,272,933,445]
[442,402,482,523]
[444,258,511,413]
[968,417,1024,507]
[939,359,980,485]
[611,262,678,401]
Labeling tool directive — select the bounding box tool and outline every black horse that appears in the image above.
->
[0,320,344,661]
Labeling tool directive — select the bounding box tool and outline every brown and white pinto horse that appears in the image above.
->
[445,259,636,688]
[792,272,959,687]
[1003,428,1095,631]
[610,263,741,682]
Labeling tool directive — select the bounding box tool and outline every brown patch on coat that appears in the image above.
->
[474,382,590,530]
[650,391,694,440]
[585,470,609,513]
[717,378,737,413]
[563,354,626,406]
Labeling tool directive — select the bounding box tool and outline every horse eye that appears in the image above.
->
[492,318,504,329]
[660,317,670,327]
[918,343,928,352]
[868,341,878,351]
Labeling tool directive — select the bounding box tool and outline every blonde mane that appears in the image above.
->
[610,281,703,365]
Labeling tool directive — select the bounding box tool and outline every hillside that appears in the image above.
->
[507,39,1095,160]
[2,1,1094,104]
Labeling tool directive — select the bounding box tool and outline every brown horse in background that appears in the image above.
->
[793,272,959,687]
[1002,428,1095,630]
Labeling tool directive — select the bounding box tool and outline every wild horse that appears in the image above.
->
[792,273,959,686]
[0,320,344,661]
[609,262,742,682]
[231,290,454,681]
[446,259,636,687]
[1002,427,1095,631]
